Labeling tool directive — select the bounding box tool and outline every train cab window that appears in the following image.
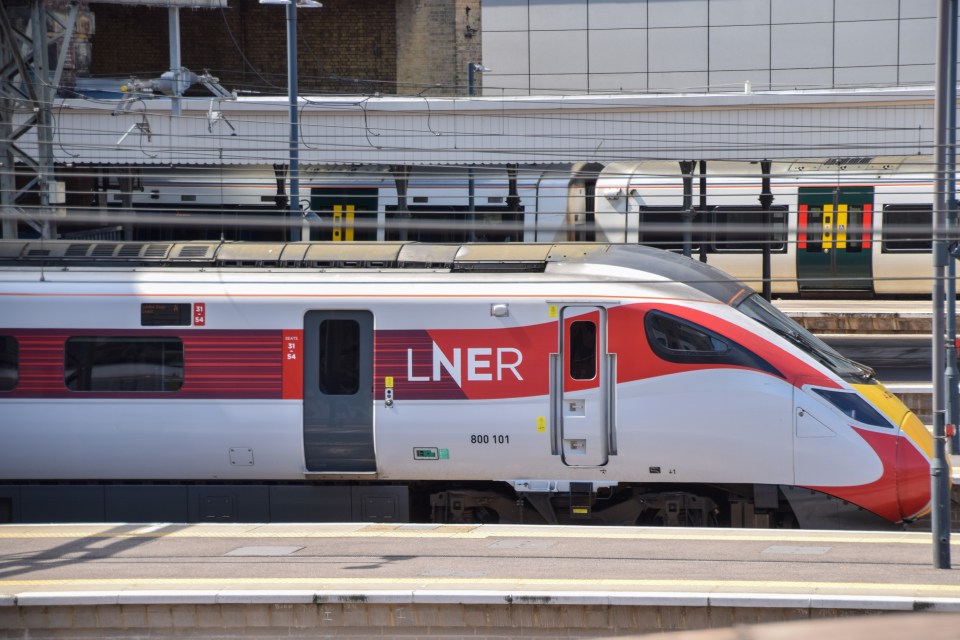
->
[64,337,184,392]
[882,204,932,252]
[644,311,782,376]
[318,319,359,395]
[0,336,17,391]
[711,206,788,252]
[646,312,727,355]
[569,320,597,380]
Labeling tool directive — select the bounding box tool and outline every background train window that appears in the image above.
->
[569,320,597,380]
[0,336,17,391]
[644,311,782,376]
[637,206,704,252]
[318,320,359,395]
[64,337,184,392]
[882,204,933,252]
[711,205,788,253]
[384,205,524,243]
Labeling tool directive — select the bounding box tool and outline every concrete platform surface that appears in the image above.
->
[1,523,958,607]
[2,524,960,638]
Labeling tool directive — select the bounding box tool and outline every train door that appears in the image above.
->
[308,187,379,242]
[552,307,614,467]
[796,187,874,291]
[302,310,376,473]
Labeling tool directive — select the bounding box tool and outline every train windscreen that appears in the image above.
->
[735,293,874,382]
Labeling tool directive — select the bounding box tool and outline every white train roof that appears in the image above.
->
[0,241,748,304]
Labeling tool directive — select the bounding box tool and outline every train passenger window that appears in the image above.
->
[569,321,597,380]
[644,311,782,377]
[711,206,788,253]
[64,337,184,392]
[882,204,932,252]
[0,336,17,391]
[637,206,704,252]
[318,320,359,395]
[811,388,892,428]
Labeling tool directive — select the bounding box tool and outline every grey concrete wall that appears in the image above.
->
[0,601,939,639]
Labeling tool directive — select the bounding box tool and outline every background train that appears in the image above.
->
[0,240,934,528]
[63,156,943,296]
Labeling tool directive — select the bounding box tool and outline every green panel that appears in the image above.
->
[309,187,380,241]
[797,187,874,291]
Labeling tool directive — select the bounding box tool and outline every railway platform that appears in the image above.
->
[1,523,959,639]
[775,298,938,335]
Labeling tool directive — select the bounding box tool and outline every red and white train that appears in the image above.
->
[0,240,935,528]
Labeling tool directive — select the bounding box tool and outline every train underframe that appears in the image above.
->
[0,479,901,530]
[427,482,786,528]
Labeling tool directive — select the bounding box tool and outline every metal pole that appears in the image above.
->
[759,160,773,301]
[287,0,301,242]
[32,0,54,239]
[948,0,960,457]
[168,7,181,117]
[931,0,953,570]
[680,161,695,258]
[467,64,477,239]
[698,160,708,263]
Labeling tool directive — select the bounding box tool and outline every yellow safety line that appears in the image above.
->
[0,525,950,545]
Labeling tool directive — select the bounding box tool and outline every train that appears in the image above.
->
[58,156,944,296]
[0,239,935,528]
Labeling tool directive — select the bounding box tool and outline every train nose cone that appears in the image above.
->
[854,383,934,522]
[895,409,935,521]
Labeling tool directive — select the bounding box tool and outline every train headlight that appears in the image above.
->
[811,388,894,429]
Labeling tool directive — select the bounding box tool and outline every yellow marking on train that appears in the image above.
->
[0,524,953,545]
[854,382,936,461]
[823,204,833,249]
[836,204,848,249]
[333,205,343,241]
[0,577,958,595]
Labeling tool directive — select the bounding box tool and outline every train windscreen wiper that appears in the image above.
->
[735,294,874,382]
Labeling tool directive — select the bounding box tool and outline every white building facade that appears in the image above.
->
[481,0,938,95]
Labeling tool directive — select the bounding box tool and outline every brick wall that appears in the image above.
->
[87,0,397,96]
[395,0,482,96]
